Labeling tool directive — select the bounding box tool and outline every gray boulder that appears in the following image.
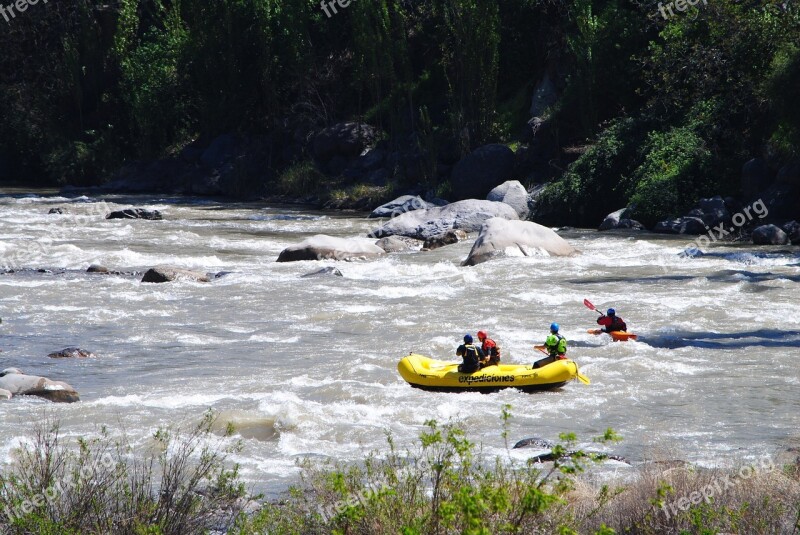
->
[598,207,631,230]
[462,218,577,266]
[782,221,800,245]
[423,230,467,250]
[697,196,731,227]
[106,208,163,220]
[653,217,707,235]
[48,347,97,359]
[487,180,532,219]
[375,236,412,253]
[369,199,519,240]
[450,144,515,200]
[369,195,431,218]
[277,235,386,262]
[0,368,80,403]
[752,224,789,245]
[313,122,378,162]
[141,266,210,283]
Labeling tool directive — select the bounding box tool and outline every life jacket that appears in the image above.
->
[545,333,567,356]
[460,344,481,372]
[599,315,627,332]
[482,339,500,359]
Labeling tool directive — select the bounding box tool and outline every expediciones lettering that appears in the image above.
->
[458,375,515,384]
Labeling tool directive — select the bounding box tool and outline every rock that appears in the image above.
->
[106,208,163,220]
[277,235,386,262]
[0,368,80,403]
[0,388,11,400]
[697,196,730,227]
[47,347,96,359]
[782,221,800,245]
[375,236,411,253]
[141,266,210,283]
[369,199,519,240]
[423,230,467,250]
[752,224,789,245]
[652,217,707,235]
[616,219,646,230]
[200,133,238,168]
[776,157,800,186]
[48,207,64,214]
[462,218,577,266]
[486,180,532,219]
[313,122,378,163]
[598,207,631,230]
[301,266,343,278]
[370,195,431,218]
[87,264,109,273]
[742,158,773,200]
[513,437,555,450]
[450,144,516,200]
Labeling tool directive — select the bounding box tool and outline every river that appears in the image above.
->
[1,191,798,495]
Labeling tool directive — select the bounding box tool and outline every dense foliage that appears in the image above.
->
[0,0,798,223]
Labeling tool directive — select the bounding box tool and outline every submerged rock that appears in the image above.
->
[87,264,109,273]
[106,208,163,220]
[513,436,628,464]
[369,199,519,240]
[301,266,343,278]
[375,236,412,253]
[423,229,467,250]
[48,207,64,214]
[141,266,210,283]
[462,218,576,266]
[277,235,386,262]
[0,368,80,403]
[369,195,431,218]
[47,347,97,359]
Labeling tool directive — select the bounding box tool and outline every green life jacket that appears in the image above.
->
[545,333,567,356]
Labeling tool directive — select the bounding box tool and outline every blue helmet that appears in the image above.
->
[607,308,616,316]
[464,334,473,344]
[550,322,559,333]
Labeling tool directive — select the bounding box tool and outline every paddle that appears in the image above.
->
[583,298,604,316]
[535,348,590,385]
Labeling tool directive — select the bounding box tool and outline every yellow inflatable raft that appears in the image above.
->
[397,354,585,393]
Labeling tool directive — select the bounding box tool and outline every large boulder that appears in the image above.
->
[462,218,577,266]
[741,158,773,200]
[599,207,633,231]
[450,144,516,200]
[106,208,163,220]
[369,195,431,218]
[0,368,80,403]
[369,199,519,240]
[141,266,210,283]
[652,217,706,235]
[486,180,532,219]
[696,196,731,227]
[277,235,386,262]
[752,224,789,245]
[782,221,800,245]
[313,122,378,163]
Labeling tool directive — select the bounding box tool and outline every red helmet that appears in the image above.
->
[477,330,487,340]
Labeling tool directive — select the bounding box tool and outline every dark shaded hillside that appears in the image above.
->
[0,0,798,226]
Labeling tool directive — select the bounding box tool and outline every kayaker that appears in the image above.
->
[476,330,500,368]
[456,334,484,373]
[533,323,567,369]
[596,308,627,332]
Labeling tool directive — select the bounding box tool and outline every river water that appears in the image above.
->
[1,192,798,494]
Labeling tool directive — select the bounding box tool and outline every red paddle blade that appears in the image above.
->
[583,298,596,311]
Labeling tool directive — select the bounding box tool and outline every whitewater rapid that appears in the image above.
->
[1,191,798,493]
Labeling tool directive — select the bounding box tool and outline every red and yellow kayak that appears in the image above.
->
[587,329,637,341]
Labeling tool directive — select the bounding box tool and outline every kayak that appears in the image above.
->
[397,353,582,393]
[587,329,637,341]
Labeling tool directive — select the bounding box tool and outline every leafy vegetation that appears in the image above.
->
[0,0,798,223]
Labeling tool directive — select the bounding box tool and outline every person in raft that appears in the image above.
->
[534,323,567,368]
[476,330,501,368]
[597,308,627,332]
[456,334,485,373]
